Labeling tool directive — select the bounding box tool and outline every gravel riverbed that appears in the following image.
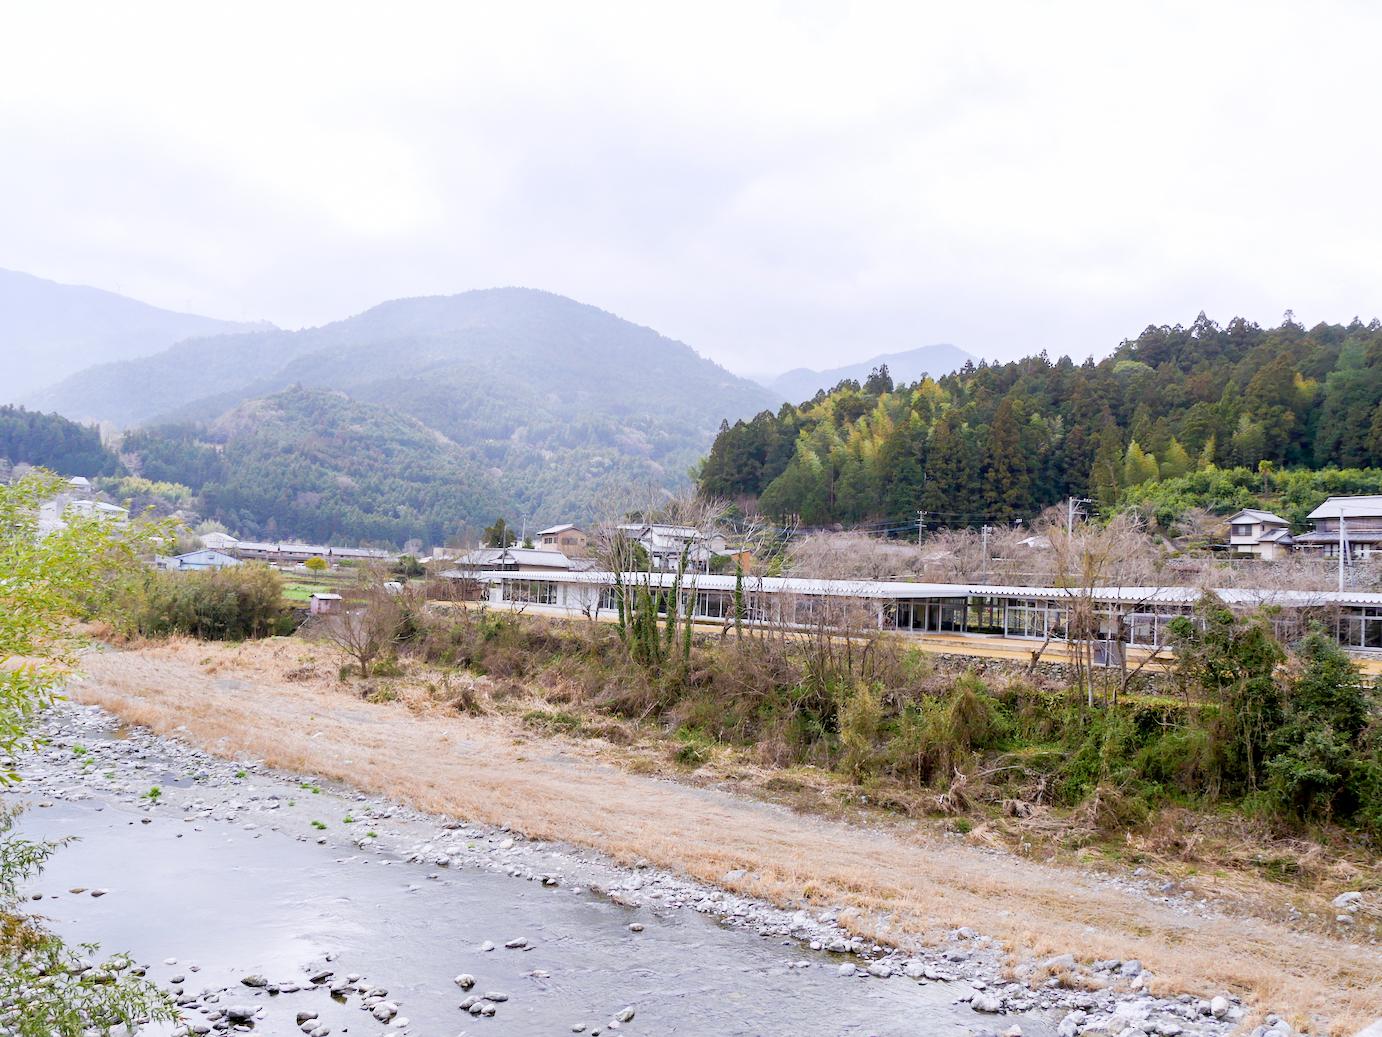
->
[3,703,1266,1036]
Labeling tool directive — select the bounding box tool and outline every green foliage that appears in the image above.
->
[0,406,121,477]
[0,474,176,1034]
[1122,465,1382,528]
[837,681,884,780]
[882,674,1008,784]
[1264,631,1380,827]
[42,289,777,528]
[702,315,1382,526]
[483,517,518,547]
[115,565,289,641]
[393,554,425,577]
[1168,597,1285,794]
[126,388,511,547]
[0,473,166,769]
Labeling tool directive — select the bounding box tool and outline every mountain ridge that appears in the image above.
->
[1,268,269,401]
[764,343,976,402]
[37,286,779,525]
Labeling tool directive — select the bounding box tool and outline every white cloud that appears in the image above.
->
[1,0,1379,371]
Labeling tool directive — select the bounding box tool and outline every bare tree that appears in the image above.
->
[787,530,918,580]
[315,570,405,678]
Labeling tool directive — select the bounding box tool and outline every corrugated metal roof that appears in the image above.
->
[475,570,1382,608]
[1307,495,1382,519]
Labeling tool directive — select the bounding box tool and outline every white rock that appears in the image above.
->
[1210,996,1231,1020]
[371,1001,398,1022]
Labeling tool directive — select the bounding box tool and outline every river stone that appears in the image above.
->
[371,1001,398,1022]
[224,1006,256,1023]
[973,994,1004,1013]
[241,974,268,987]
[454,973,476,989]
[867,961,893,978]
[616,1007,636,1022]
[1210,996,1231,1019]
[1333,891,1363,910]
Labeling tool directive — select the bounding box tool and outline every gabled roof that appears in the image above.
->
[1308,495,1382,520]
[175,548,240,562]
[1228,508,1288,525]
[1258,528,1294,543]
[537,523,584,536]
[450,546,573,569]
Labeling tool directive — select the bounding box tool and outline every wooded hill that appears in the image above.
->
[30,287,778,526]
[699,315,1382,527]
[0,405,120,478]
[120,388,511,546]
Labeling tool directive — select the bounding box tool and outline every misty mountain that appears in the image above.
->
[765,343,976,403]
[36,287,779,524]
[1,268,267,401]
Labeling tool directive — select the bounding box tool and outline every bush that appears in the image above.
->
[117,565,288,641]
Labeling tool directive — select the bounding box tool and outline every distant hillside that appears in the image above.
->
[766,343,974,403]
[122,388,510,545]
[2,268,267,401]
[35,287,779,523]
[702,314,1382,528]
[0,404,121,477]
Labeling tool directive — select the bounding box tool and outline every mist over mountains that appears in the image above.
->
[13,286,782,532]
[0,268,267,400]
[763,343,976,402]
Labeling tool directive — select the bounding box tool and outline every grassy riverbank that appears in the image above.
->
[68,625,1382,1031]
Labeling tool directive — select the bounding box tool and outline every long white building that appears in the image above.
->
[474,569,1382,655]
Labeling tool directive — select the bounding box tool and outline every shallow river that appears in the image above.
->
[13,707,1051,1036]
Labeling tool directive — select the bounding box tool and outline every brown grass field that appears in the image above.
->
[67,637,1379,1032]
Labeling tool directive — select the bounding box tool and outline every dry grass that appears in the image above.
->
[68,637,1382,1033]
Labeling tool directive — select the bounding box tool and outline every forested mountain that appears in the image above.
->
[1,268,266,401]
[700,314,1382,527]
[765,343,974,402]
[121,388,510,545]
[0,405,121,477]
[32,287,778,522]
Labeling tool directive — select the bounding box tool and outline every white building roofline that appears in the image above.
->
[474,570,1382,609]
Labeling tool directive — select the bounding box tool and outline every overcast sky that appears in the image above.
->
[2,2,1379,374]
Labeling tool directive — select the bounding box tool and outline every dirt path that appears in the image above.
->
[70,638,1380,1032]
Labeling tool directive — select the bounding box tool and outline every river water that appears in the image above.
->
[11,706,1052,1036]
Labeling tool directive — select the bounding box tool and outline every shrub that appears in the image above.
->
[837,681,884,780]
[116,564,288,641]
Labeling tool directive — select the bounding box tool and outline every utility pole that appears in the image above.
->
[1066,496,1091,536]
[1339,510,1348,592]
[981,524,992,580]
[916,510,926,544]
